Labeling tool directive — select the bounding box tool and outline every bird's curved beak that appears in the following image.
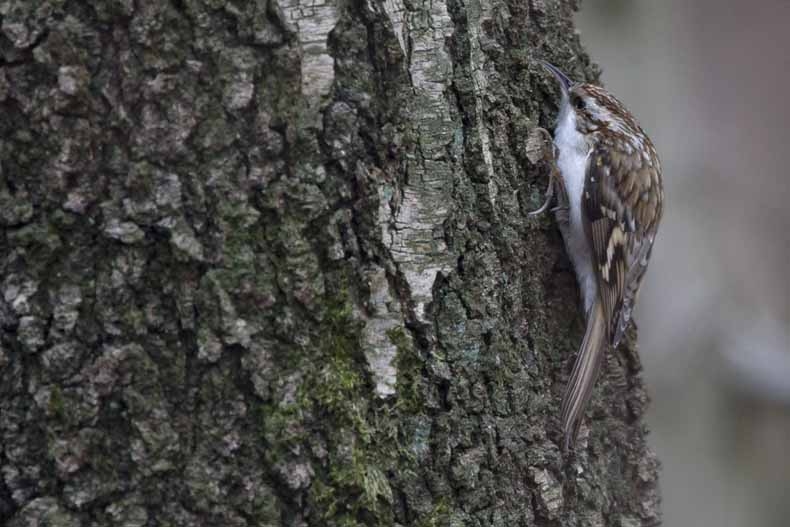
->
[538,60,572,95]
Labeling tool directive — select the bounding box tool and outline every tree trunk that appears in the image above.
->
[0,1,660,526]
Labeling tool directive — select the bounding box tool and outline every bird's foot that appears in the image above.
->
[528,174,556,216]
[526,127,566,218]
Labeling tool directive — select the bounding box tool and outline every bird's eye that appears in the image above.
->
[574,97,586,110]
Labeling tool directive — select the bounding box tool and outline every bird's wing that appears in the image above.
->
[583,144,663,346]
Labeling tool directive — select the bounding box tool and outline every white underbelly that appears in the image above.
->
[556,142,597,314]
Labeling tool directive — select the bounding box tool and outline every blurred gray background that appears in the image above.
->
[575,1,790,526]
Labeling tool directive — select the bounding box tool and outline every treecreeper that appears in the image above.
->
[530,61,664,450]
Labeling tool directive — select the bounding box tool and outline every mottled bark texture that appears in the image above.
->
[0,0,660,526]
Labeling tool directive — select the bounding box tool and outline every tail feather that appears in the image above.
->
[561,300,608,450]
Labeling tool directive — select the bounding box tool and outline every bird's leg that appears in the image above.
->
[528,170,556,216]
[551,165,570,227]
[527,127,567,218]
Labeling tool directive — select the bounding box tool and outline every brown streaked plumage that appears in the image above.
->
[534,62,663,449]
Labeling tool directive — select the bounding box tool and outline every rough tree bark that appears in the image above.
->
[0,1,660,526]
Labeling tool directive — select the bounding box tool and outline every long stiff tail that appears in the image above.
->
[560,299,608,450]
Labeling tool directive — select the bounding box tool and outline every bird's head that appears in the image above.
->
[538,61,645,145]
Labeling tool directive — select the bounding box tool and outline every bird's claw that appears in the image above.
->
[529,167,568,218]
[526,128,564,217]
[528,175,556,216]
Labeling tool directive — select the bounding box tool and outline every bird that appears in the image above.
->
[532,61,664,450]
